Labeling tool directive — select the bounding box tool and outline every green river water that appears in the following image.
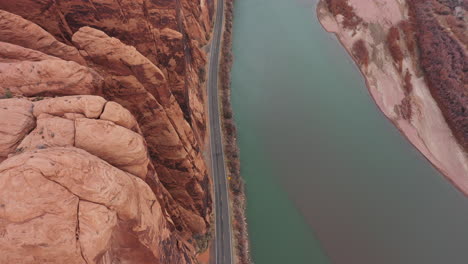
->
[230,0,468,264]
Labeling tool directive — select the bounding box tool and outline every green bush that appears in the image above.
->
[1,89,13,99]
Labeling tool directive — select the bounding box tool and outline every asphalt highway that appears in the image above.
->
[206,0,233,263]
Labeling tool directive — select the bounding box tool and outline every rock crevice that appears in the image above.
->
[0,0,214,262]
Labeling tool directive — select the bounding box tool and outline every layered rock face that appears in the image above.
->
[317,0,468,192]
[0,0,213,133]
[0,0,214,262]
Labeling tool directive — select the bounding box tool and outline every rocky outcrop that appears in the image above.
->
[0,10,85,64]
[0,148,162,264]
[0,0,212,139]
[71,26,211,235]
[0,58,103,97]
[0,98,34,161]
[0,15,103,97]
[0,0,214,262]
[317,0,468,193]
[0,96,196,263]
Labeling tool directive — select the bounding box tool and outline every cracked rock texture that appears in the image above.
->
[0,0,214,262]
[0,96,198,264]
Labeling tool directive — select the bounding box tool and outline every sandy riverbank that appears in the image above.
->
[316,0,468,194]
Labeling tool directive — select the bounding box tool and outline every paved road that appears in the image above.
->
[207,0,233,263]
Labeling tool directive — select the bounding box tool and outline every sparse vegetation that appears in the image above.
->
[400,97,412,121]
[408,0,468,150]
[219,0,251,263]
[403,70,413,95]
[325,0,363,30]
[193,229,213,253]
[387,26,404,72]
[1,89,13,99]
[198,67,206,82]
[352,39,369,67]
[14,147,25,154]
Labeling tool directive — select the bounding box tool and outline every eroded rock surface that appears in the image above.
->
[71,26,211,235]
[0,10,85,64]
[0,0,212,139]
[0,98,34,161]
[0,59,103,97]
[0,96,199,264]
[0,0,214,262]
[0,147,170,264]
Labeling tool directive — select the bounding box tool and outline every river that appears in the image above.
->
[229,0,468,263]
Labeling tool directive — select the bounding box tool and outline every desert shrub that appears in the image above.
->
[400,97,412,121]
[352,39,369,66]
[198,67,206,82]
[403,70,413,95]
[1,89,13,99]
[387,26,404,71]
[325,0,363,30]
[193,230,213,253]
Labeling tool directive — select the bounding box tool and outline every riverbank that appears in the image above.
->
[219,0,252,263]
[316,0,468,194]
[227,0,468,262]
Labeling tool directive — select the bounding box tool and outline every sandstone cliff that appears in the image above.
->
[317,0,468,192]
[0,0,214,262]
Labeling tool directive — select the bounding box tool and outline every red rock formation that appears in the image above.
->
[0,0,214,262]
[0,10,85,64]
[71,26,210,235]
[0,57,103,97]
[0,0,211,138]
[0,96,197,263]
[0,98,34,161]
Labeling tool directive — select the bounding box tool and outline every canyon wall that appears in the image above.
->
[317,0,468,193]
[0,0,214,262]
